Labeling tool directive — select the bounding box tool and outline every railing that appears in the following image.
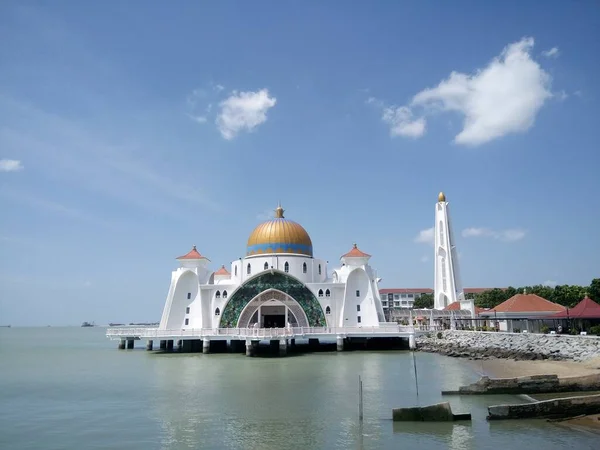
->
[106,324,438,339]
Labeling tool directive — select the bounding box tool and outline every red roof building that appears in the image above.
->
[444,301,487,314]
[550,296,600,319]
[491,293,565,314]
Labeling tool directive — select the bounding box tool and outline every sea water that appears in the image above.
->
[0,327,597,450]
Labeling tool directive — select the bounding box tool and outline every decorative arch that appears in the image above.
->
[222,290,228,299]
[302,262,307,273]
[325,289,331,297]
[325,306,331,315]
[284,261,289,273]
[318,289,323,297]
[264,262,269,270]
[215,290,221,298]
[236,289,310,328]
[215,307,220,316]
[247,263,251,275]
[218,271,326,327]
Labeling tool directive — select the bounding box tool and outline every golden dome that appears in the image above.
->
[438,191,446,202]
[246,205,313,257]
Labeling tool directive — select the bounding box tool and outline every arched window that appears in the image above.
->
[318,264,321,275]
[222,290,228,299]
[284,261,289,273]
[215,308,220,316]
[318,289,324,297]
[325,289,331,297]
[215,290,221,299]
[325,306,331,315]
[247,263,251,275]
[264,262,269,270]
[235,265,237,276]
[302,262,307,273]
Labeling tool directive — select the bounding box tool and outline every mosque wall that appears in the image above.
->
[161,270,199,330]
[341,268,380,326]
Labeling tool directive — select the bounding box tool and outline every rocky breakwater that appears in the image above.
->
[416,331,600,361]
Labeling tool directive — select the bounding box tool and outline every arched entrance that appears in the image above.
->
[237,289,309,328]
[219,271,326,327]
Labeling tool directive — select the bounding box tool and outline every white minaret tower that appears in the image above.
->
[433,192,473,315]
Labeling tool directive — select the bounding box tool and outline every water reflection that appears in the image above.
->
[144,350,598,450]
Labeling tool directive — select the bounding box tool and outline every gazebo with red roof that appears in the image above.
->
[550,296,600,319]
[478,291,566,333]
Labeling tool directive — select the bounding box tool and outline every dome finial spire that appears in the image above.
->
[274,203,285,218]
[438,192,446,202]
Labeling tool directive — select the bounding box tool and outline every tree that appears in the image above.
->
[413,293,433,309]
[474,288,508,309]
[589,278,600,302]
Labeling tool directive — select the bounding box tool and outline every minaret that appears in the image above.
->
[433,192,473,315]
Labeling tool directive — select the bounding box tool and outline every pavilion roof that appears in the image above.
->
[341,243,371,258]
[549,296,600,319]
[176,245,209,261]
[491,293,565,313]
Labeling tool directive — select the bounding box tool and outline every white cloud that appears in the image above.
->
[382,106,426,138]
[374,37,553,146]
[0,159,23,172]
[216,89,276,140]
[542,47,560,58]
[543,280,557,288]
[462,227,526,242]
[414,227,434,246]
[556,90,568,101]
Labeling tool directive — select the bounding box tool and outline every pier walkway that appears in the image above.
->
[106,324,436,341]
[106,325,439,354]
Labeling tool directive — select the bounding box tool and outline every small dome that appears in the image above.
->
[438,191,446,202]
[246,204,313,257]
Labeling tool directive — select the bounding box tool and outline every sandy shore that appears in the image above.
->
[468,356,600,433]
[474,356,600,378]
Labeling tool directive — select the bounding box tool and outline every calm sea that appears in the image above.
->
[0,327,597,449]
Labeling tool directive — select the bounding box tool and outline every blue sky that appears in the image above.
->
[1,1,599,326]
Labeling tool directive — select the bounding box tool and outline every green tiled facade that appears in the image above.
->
[219,272,326,328]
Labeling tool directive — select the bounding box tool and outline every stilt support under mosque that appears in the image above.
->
[308,338,319,349]
[336,335,344,352]
[118,339,126,350]
[202,339,210,354]
[166,340,174,351]
[279,339,287,356]
[159,340,167,350]
[246,339,259,357]
[126,339,134,349]
[408,334,416,350]
[146,340,153,351]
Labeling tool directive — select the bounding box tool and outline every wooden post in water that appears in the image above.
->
[412,350,420,404]
[358,375,364,422]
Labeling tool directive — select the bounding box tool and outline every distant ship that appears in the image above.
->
[81,321,95,327]
[0,325,10,328]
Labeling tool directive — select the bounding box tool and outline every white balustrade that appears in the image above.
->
[106,324,433,340]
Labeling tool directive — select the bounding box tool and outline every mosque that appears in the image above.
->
[158,204,386,332]
[108,193,472,354]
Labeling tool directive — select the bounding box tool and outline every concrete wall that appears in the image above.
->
[488,394,600,420]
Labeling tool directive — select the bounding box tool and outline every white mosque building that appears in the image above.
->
[109,193,472,353]
[158,204,386,332]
